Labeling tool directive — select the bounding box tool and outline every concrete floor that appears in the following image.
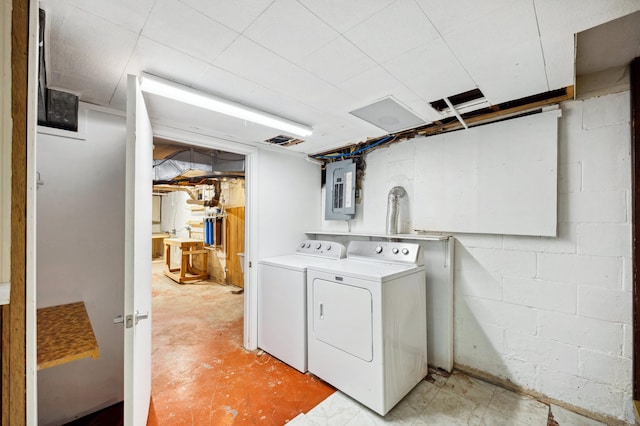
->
[147,262,334,425]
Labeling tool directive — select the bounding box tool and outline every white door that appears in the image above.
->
[124,74,153,425]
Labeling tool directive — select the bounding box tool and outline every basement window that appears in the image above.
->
[264,135,305,147]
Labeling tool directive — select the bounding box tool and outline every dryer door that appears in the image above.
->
[312,279,373,361]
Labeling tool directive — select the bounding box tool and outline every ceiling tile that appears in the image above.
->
[344,0,440,63]
[214,36,356,111]
[194,65,328,128]
[383,37,476,104]
[46,5,138,105]
[469,39,549,104]
[141,0,239,63]
[298,0,396,33]
[298,36,377,85]
[541,33,575,90]
[110,37,212,108]
[442,0,538,55]
[243,0,338,62]
[534,0,640,36]
[336,65,403,101]
[177,0,273,33]
[415,0,514,36]
[56,0,155,33]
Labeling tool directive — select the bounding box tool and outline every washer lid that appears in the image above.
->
[259,254,346,272]
[307,259,424,282]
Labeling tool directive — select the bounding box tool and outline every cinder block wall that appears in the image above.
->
[331,91,632,422]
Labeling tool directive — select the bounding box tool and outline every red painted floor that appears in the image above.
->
[147,264,334,425]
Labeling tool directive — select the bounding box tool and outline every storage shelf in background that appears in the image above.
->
[305,230,450,242]
[37,301,99,370]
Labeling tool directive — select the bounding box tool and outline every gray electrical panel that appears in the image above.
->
[325,159,356,220]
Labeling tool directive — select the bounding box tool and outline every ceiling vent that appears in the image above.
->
[430,88,490,115]
[349,97,426,133]
[264,135,305,147]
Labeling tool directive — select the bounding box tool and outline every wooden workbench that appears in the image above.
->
[164,237,209,283]
[152,232,171,259]
[37,301,99,370]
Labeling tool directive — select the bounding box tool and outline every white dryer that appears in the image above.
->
[306,241,427,415]
[258,240,346,373]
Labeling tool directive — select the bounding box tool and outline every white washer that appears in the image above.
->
[307,241,427,415]
[258,240,346,373]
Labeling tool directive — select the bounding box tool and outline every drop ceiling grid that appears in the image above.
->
[176,0,274,33]
[47,5,139,105]
[297,36,378,86]
[414,0,516,36]
[438,0,546,104]
[381,37,477,106]
[539,33,575,91]
[140,0,239,64]
[343,0,441,63]
[108,37,212,108]
[61,0,155,34]
[242,0,339,63]
[213,36,358,113]
[297,0,396,34]
[533,0,640,36]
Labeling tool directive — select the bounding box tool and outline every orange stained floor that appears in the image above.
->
[147,263,335,425]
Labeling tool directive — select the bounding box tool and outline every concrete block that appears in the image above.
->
[537,253,622,289]
[453,242,476,272]
[454,316,505,376]
[459,296,537,335]
[454,233,504,249]
[558,101,584,164]
[582,91,630,130]
[538,311,623,354]
[577,223,631,257]
[501,357,538,389]
[558,162,582,193]
[505,331,578,375]
[537,367,624,422]
[502,222,576,254]
[456,268,502,301]
[558,190,627,224]
[472,247,536,278]
[623,324,632,359]
[582,160,631,193]
[623,256,632,292]
[578,349,631,391]
[577,286,632,324]
[503,276,576,314]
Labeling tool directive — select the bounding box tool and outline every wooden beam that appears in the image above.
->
[3,0,28,424]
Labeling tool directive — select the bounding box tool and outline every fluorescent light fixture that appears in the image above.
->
[139,73,313,137]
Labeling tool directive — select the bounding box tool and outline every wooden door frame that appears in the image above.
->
[2,0,28,424]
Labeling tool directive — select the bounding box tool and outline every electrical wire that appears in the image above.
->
[312,135,394,159]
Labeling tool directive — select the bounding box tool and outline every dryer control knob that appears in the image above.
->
[402,248,410,255]
[326,245,332,250]
[300,243,306,248]
[316,242,322,249]
[305,243,311,248]
[392,248,399,254]
[375,245,383,254]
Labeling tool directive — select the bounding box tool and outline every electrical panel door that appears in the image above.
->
[325,159,356,220]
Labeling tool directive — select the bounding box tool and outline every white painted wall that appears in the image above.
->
[36,108,126,425]
[322,91,633,422]
[256,150,321,259]
[0,0,11,305]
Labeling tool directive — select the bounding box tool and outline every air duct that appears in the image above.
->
[386,186,406,235]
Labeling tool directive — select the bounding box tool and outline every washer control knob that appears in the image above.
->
[375,245,383,254]
[305,243,311,248]
[316,242,322,249]
[326,245,332,250]
[392,247,399,254]
[402,248,410,255]
[300,243,306,248]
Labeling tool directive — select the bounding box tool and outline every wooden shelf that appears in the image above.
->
[37,301,99,370]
